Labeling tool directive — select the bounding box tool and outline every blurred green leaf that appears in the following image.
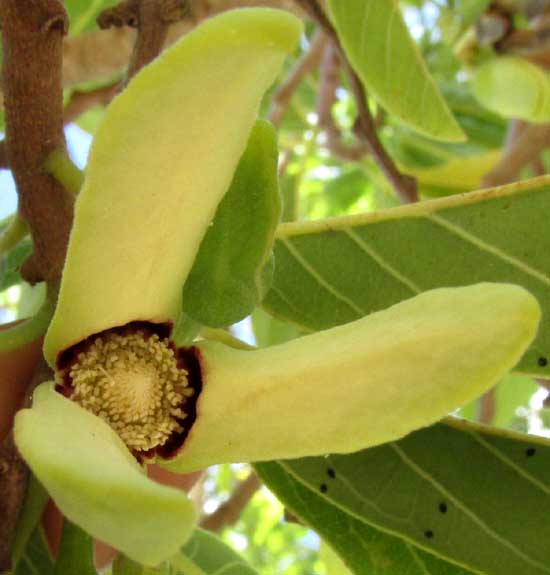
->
[65,0,116,35]
[265,177,550,376]
[182,120,280,328]
[328,0,465,141]
[0,238,32,291]
[11,476,49,567]
[14,529,55,575]
[54,521,96,575]
[493,374,539,428]
[257,419,550,575]
[172,529,259,575]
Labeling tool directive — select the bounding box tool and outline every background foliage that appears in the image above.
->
[2,1,550,574]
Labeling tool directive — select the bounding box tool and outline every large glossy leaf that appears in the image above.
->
[327,0,465,142]
[264,176,550,377]
[171,529,259,575]
[256,419,550,575]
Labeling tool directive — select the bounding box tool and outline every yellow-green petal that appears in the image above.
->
[162,283,540,472]
[44,8,302,365]
[471,57,550,123]
[14,383,197,566]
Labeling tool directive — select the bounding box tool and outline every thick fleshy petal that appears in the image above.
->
[14,384,196,566]
[162,283,540,472]
[44,8,302,365]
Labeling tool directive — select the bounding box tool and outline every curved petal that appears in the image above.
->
[162,283,540,472]
[14,384,196,566]
[44,8,303,365]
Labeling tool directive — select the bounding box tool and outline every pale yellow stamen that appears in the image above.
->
[65,331,193,452]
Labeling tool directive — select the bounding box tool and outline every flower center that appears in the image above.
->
[64,330,193,453]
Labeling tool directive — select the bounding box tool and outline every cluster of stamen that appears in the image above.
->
[63,330,193,453]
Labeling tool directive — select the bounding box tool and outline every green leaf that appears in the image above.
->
[0,238,32,291]
[112,555,170,575]
[65,0,116,35]
[14,528,55,575]
[54,521,97,575]
[171,528,259,575]
[493,374,539,428]
[182,120,281,327]
[256,419,550,575]
[327,0,465,142]
[264,176,550,376]
[11,476,49,567]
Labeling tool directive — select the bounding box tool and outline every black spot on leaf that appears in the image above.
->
[424,530,434,539]
[439,502,448,514]
[526,447,536,457]
[538,357,547,367]
[327,468,336,479]
[320,484,328,493]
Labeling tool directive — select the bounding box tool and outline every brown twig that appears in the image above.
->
[0,2,75,566]
[0,142,8,170]
[1,0,75,286]
[478,388,496,424]
[64,83,120,125]
[295,0,418,203]
[99,0,187,84]
[269,30,326,127]
[0,434,28,571]
[200,472,262,533]
[0,356,52,572]
[317,42,369,161]
[481,120,550,186]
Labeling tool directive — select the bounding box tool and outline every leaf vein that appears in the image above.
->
[390,442,550,573]
[280,238,366,316]
[427,213,550,286]
[343,228,421,294]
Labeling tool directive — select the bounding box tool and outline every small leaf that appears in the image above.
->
[327,0,465,141]
[182,120,281,327]
[11,476,49,567]
[0,238,32,291]
[471,57,550,123]
[265,176,550,376]
[54,521,97,575]
[171,528,259,575]
[14,528,55,575]
[256,420,550,575]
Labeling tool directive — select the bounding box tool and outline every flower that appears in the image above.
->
[13,7,540,568]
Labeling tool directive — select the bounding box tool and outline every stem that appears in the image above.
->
[43,150,84,196]
[295,0,418,203]
[200,472,262,532]
[0,216,28,259]
[0,299,55,353]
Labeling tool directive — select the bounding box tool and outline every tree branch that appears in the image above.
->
[269,30,326,127]
[481,120,550,187]
[317,42,369,161]
[100,0,187,84]
[200,472,262,533]
[1,0,74,286]
[294,0,418,203]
